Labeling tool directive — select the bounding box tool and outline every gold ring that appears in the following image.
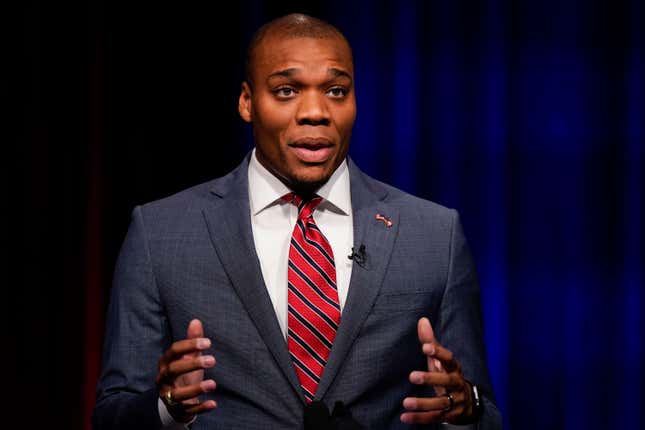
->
[164,390,178,406]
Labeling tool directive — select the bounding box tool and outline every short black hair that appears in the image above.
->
[244,13,352,86]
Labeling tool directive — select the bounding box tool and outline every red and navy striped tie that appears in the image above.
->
[284,193,340,403]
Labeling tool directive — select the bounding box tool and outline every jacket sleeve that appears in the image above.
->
[434,210,503,430]
[92,205,169,430]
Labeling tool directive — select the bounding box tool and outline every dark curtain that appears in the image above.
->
[10,0,643,429]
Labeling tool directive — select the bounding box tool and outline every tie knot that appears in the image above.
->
[283,192,323,220]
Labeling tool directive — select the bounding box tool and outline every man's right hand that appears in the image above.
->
[156,319,217,423]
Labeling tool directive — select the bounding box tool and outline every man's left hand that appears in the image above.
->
[400,317,475,425]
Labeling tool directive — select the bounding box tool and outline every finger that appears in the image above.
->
[184,399,217,416]
[400,411,445,424]
[417,317,436,345]
[402,396,452,412]
[166,399,217,424]
[422,342,459,373]
[161,337,211,364]
[409,371,463,389]
[429,356,447,396]
[166,355,216,379]
[157,342,212,385]
[441,401,467,423]
[433,358,443,372]
[186,319,205,359]
[402,392,467,424]
[187,319,204,341]
[160,319,208,366]
[418,317,444,377]
[170,379,217,402]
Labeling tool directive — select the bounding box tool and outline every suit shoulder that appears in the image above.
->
[363,174,457,221]
[130,168,239,231]
[349,161,453,216]
[124,177,226,241]
[391,187,454,216]
[139,178,219,213]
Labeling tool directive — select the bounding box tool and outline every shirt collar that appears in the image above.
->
[248,148,351,216]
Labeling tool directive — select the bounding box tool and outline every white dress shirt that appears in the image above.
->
[248,149,354,337]
[159,150,353,427]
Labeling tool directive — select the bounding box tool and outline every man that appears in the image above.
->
[93,13,502,430]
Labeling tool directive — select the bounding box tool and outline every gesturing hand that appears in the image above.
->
[156,319,217,423]
[400,317,475,425]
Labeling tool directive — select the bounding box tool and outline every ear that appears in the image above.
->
[238,81,253,123]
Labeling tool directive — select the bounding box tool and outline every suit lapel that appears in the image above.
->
[201,157,303,400]
[316,159,399,399]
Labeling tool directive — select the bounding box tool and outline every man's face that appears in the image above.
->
[239,34,356,192]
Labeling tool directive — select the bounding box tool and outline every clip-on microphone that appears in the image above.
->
[347,244,367,268]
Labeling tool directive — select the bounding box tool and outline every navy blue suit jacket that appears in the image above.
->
[93,155,502,429]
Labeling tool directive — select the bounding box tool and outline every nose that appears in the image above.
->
[295,90,331,126]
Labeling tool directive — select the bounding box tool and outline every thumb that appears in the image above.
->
[417,317,445,393]
[417,317,435,345]
[187,318,204,340]
[186,319,205,361]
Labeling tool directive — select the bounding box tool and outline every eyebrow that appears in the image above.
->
[267,67,352,82]
[328,68,352,81]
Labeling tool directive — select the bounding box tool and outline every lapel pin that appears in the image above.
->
[375,213,393,227]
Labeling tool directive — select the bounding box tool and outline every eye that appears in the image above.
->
[274,87,297,99]
[326,87,348,99]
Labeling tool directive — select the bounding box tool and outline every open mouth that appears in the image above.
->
[288,138,334,163]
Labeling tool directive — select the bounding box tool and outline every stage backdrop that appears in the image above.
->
[12,0,643,429]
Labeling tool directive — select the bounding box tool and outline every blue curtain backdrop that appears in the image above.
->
[12,0,643,429]
[327,1,644,429]
[266,1,643,428]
